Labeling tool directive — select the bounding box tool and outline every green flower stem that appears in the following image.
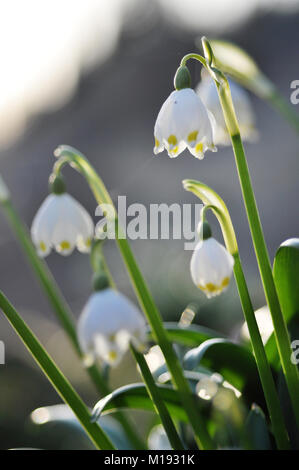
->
[233,253,290,449]
[130,344,185,450]
[53,145,214,450]
[185,39,299,428]
[184,192,289,449]
[90,240,117,290]
[0,198,145,450]
[0,291,114,450]
[180,53,207,68]
[229,133,299,427]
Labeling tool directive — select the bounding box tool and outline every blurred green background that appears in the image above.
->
[0,0,298,449]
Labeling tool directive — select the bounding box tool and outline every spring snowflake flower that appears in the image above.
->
[190,221,234,298]
[77,278,147,366]
[31,175,94,257]
[196,73,257,145]
[154,88,216,159]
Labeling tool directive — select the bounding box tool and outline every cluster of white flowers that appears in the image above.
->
[31,175,146,367]
[29,65,249,370]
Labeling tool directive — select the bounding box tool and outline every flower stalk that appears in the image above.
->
[199,36,299,427]
[53,145,214,450]
[184,183,290,449]
[228,133,299,427]
[233,253,290,449]
[180,36,299,430]
[130,343,185,450]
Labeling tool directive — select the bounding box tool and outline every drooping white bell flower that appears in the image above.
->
[77,284,147,367]
[190,221,234,298]
[196,73,257,145]
[31,175,94,257]
[154,88,216,159]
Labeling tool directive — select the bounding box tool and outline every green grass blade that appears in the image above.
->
[0,290,115,450]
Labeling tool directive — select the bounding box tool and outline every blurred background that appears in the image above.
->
[0,0,298,449]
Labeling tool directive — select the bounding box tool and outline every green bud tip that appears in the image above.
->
[198,220,212,240]
[49,173,66,195]
[93,273,109,292]
[174,65,191,90]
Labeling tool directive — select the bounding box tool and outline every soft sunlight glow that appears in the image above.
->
[0,0,135,147]
[157,0,299,32]
[145,345,165,373]
[241,305,274,344]
[1,0,298,148]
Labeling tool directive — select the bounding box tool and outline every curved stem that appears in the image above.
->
[130,344,185,450]
[0,291,114,450]
[0,198,145,450]
[180,53,207,68]
[53,145,214,450]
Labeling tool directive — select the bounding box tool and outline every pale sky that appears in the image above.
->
[0,0,298,148]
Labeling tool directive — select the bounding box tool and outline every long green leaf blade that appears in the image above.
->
[0,291,115,450]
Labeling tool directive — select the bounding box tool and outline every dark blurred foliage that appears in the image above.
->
[0,3,299,449]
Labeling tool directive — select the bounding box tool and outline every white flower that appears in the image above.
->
[77,288,147,366]
[154,88,216,159]
[190,237,234,298]
[196,75,257,145]
[148,425,171,451]
[241,306,273,344]
[31,193,94,257]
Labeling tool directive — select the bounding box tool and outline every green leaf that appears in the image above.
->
[183,339,264,405]
[92,383,208,424]
[148,322,224,348]
[183,179,237,254]
[0,291,115,450]
[273,239,299,323]
[267,239,299,369]
[244,404,272,450]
